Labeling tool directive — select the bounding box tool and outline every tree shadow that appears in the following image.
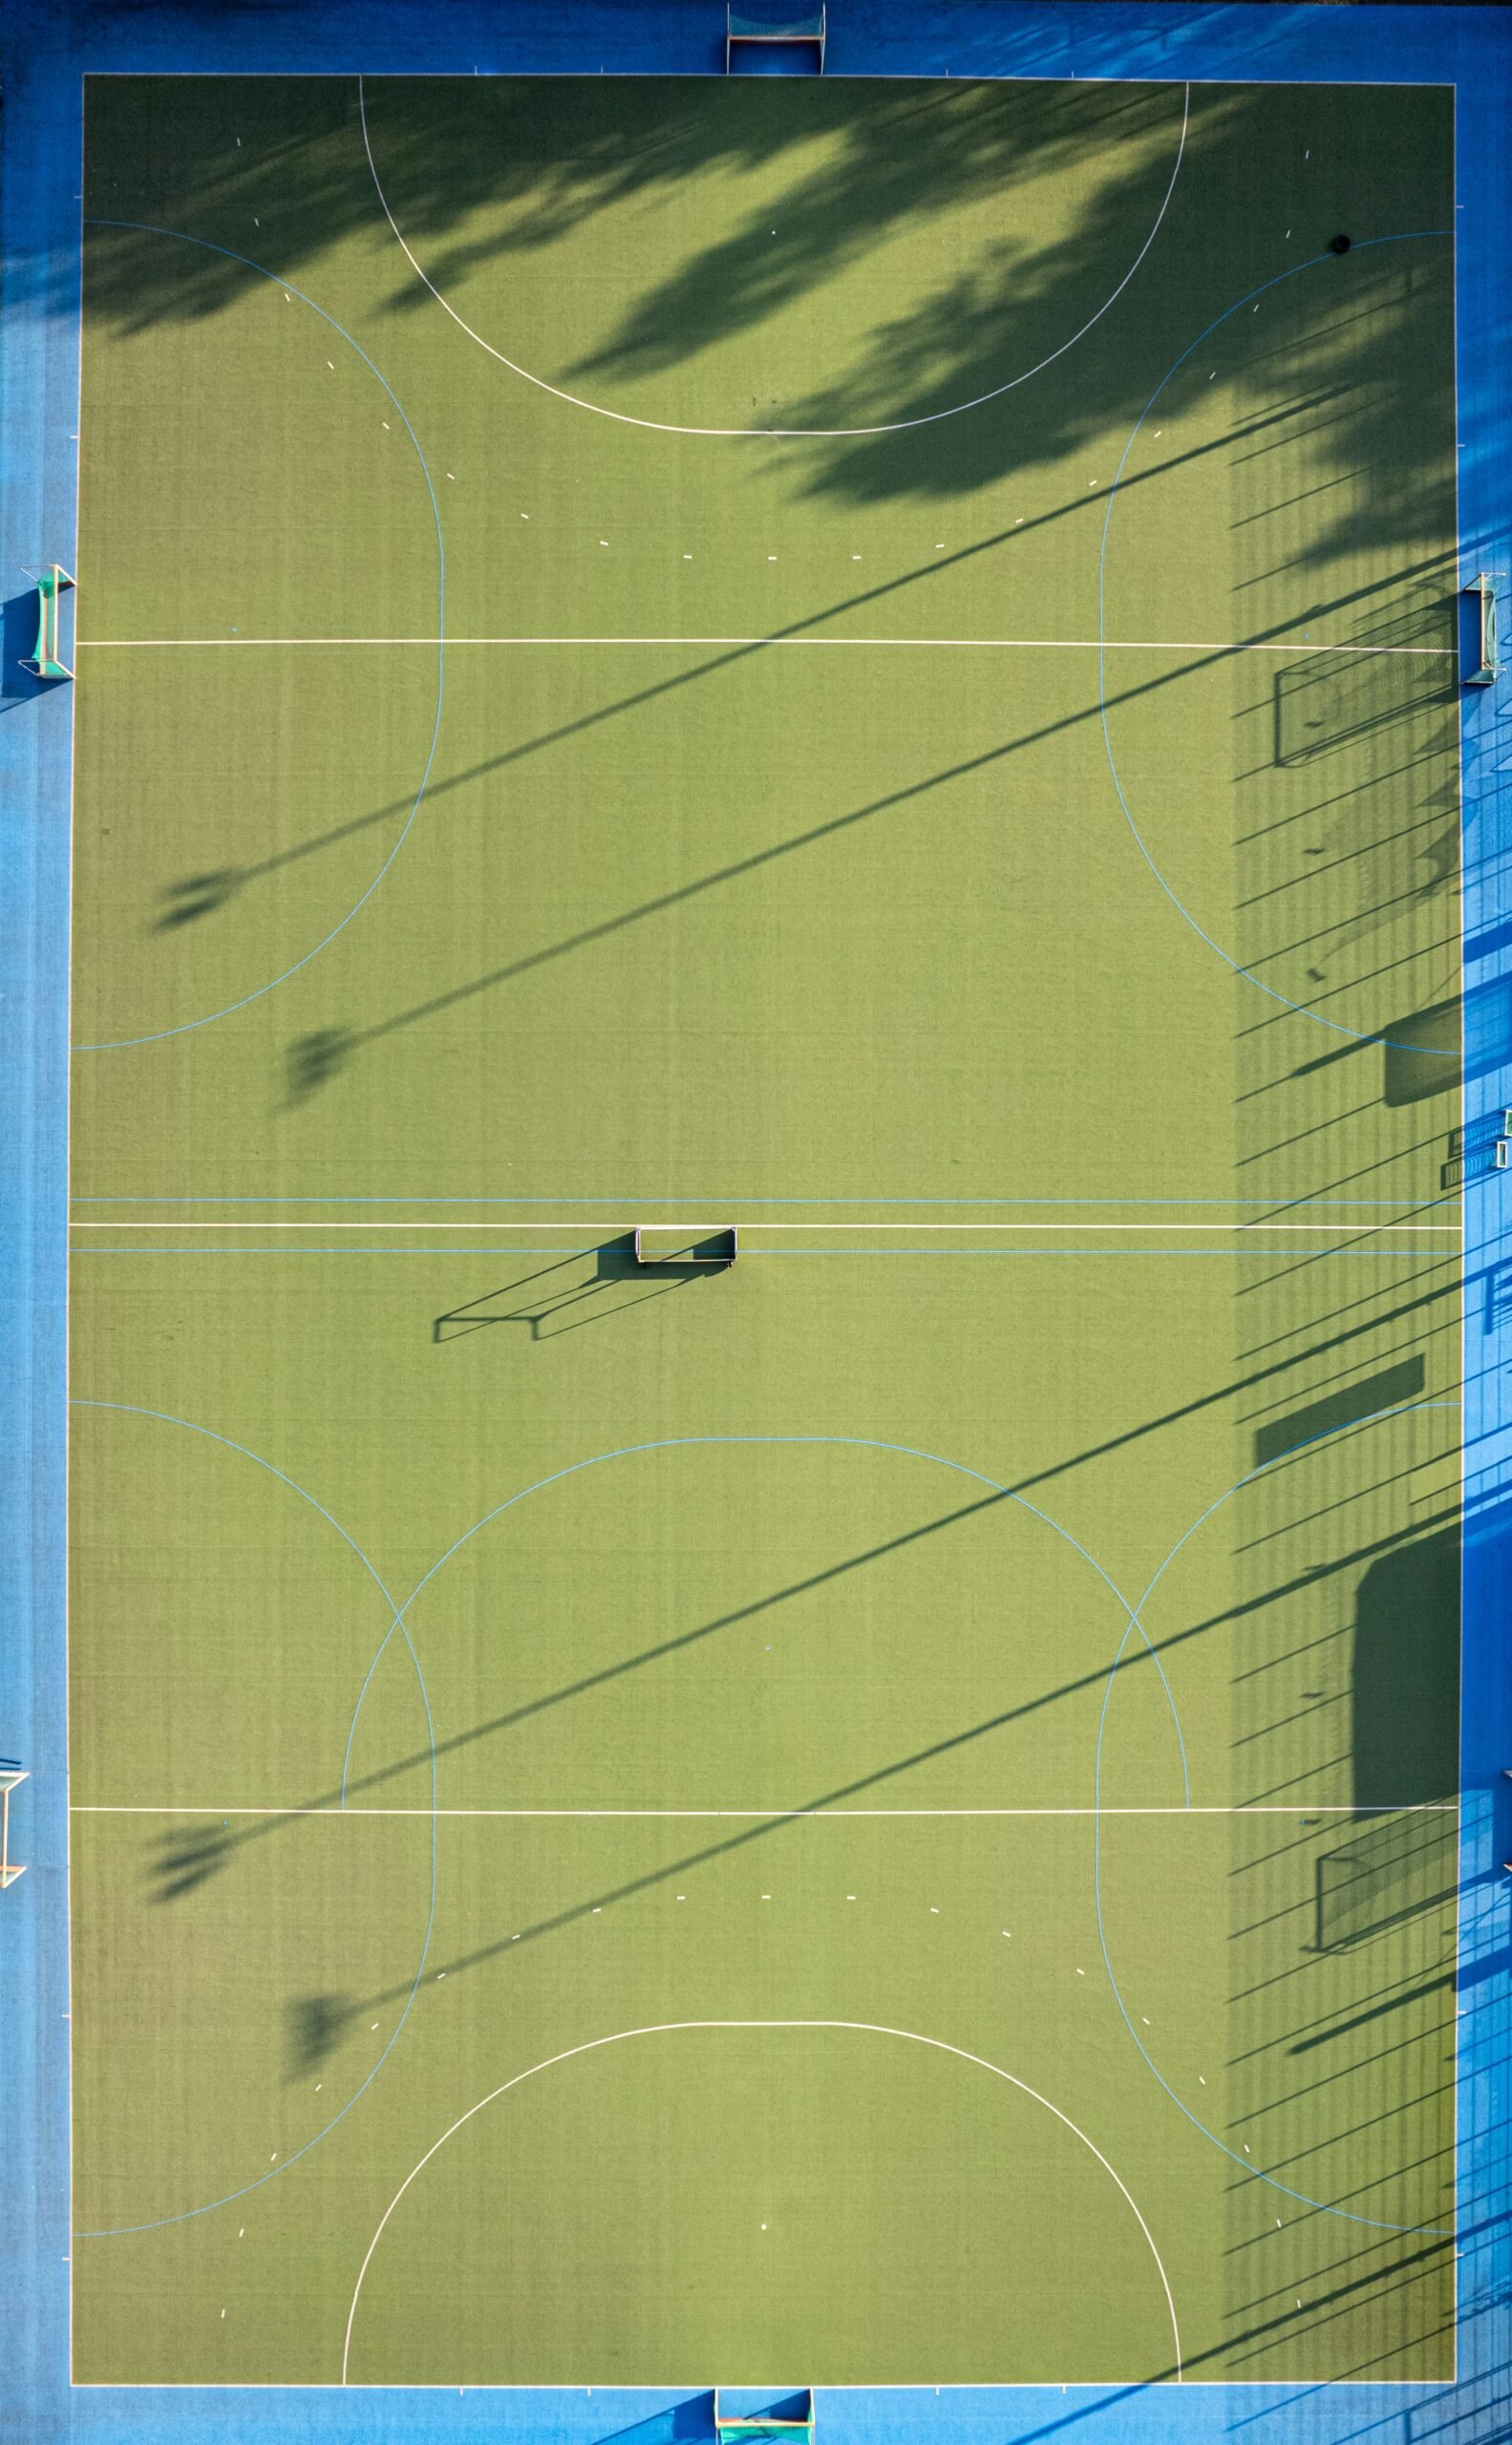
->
[80,74,1453,534]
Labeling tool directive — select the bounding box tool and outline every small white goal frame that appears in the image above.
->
[726,8,825,72]
[0,1763,28,1888]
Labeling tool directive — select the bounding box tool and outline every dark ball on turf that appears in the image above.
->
[1330,233,1352,255]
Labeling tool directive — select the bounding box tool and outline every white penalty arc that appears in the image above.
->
[340,2016,1183,2384]
[357,78,1190,441]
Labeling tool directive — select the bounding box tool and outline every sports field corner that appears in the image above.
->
[4,5,1512,2444]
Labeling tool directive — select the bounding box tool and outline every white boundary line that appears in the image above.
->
[356,77,1191,441]
[65,138,86,2396]
[1448,83,1465,2386]
[339,2019,1183,2385]
[71,1802,1459,1818]
[78,633,1456,654]
[64,61,1467,2406]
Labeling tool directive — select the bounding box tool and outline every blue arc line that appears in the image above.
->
[339,1432,1189,1834]
[70,1400,438,2239]
[1093,1394,1460,2237]
[1098,230,1456,1053]
[75,223,445,1052]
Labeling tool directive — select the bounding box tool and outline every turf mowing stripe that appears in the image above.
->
[75,223,446,1053]
[69,1399,439,2239]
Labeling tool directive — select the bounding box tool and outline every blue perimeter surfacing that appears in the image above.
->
[3,3,1510,2440]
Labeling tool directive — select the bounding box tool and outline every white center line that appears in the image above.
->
[71,1803,1459,1818]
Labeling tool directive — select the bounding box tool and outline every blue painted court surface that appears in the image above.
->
[5,2,1512,2439]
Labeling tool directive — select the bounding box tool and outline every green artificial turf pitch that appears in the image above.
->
[69,73,1462,2388]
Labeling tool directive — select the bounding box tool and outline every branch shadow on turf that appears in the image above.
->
[80,76,1450,547]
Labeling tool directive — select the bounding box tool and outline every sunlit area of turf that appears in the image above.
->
[69,69,1460,2389]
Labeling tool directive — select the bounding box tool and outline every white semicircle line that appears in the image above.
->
[340,2017,1182,2383]
[357,78,1189,441]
